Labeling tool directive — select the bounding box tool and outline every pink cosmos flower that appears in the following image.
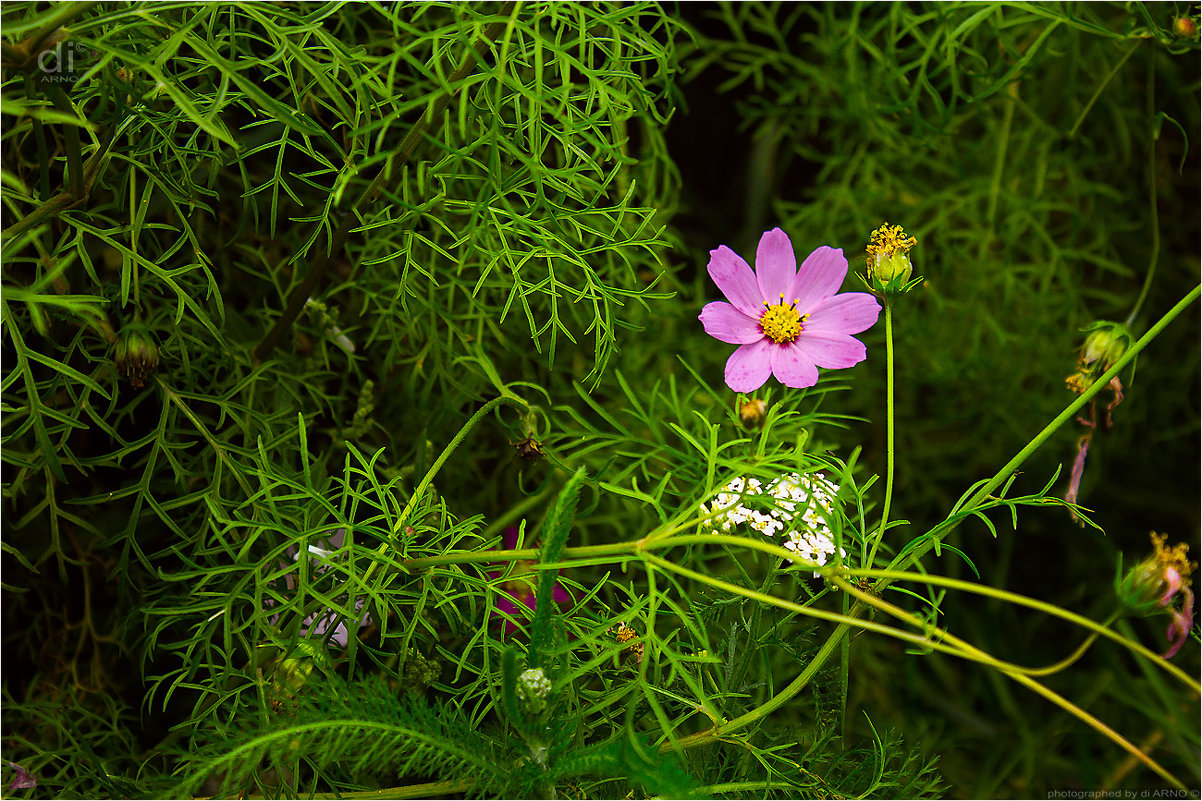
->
[487,526,571,637]
[699,228,882,392]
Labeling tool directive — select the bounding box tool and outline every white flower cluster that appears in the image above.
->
[700,472,846,574]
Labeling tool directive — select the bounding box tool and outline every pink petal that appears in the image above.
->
[793,331,867,369]
[707,245,764,316]
[724,340,774,393]
[1065,437,1089,505]
[551,581,571,604]
[495,595,520,617]
[770,343,821,388]
[755,228,798,303]
[1160,567,1183,607]
[806,293,881,336]
[502,526,521,551]
[699,301,763,344]
[788,247,848,311]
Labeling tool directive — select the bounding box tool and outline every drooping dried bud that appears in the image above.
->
[113,322,160,389]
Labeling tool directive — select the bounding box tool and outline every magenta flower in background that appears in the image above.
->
[699,228,882,392]
[487,526,571,636]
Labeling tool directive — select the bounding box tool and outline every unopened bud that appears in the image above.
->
[114,322,160,389]
[739,399,768,429]
[1173,17,1197,37]
[515,667,551,714]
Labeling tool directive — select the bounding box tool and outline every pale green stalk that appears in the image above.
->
[835,578,1185,789]
[845,567,1199,693]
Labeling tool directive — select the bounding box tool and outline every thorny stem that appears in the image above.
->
[253,2,519,361]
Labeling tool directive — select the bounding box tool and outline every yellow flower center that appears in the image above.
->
[760,295,807,344]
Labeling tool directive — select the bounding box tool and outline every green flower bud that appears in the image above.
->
[515,667,551,715]
[1078,321,1133,373]
[1066,321,1134,397]
[1116,558,1170,617]
[865,223,919,298]
[1115,533,1195,617]
[113,322,160,389]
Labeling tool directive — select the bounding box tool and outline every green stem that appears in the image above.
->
[1125,49,1158,328]
[866,302,895,569]
[883,282,1201,581]
[845,567,1199,693]
[393,394,527,533]
[1068,40,1140,139]
[835,578,1185,790]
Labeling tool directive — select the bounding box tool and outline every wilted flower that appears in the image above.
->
[1066,321,1133,398]
[488,526,571,636]
[699,228,881,393]
[701,471,846,576]
[1116,532,1196,658]
[268,529,373,648]
[113,321,160,389]
[1063,434,1090,516]
[1063,321,1135,520]
[865,222,919,296]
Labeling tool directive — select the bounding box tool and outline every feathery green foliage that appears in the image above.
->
[3,1,1198,799]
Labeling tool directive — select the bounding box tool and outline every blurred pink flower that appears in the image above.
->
[699,228,881,392]
[1164,584,1195,659]
[7,761,35,791]
[269,529,373,648]
[487,526,571,636]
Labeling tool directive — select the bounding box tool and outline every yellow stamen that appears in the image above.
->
[866,222,917,271]
[760,294,807,344]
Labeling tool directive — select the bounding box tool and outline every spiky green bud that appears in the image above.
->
[515,667,551,715]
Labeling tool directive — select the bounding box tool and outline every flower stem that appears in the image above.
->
[1125,49,1158,328]
[882,282,1201,581]
[835,578,1186,790]
[394,393,527,533]
[843,567,1199,693]
[866,301,895,569]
